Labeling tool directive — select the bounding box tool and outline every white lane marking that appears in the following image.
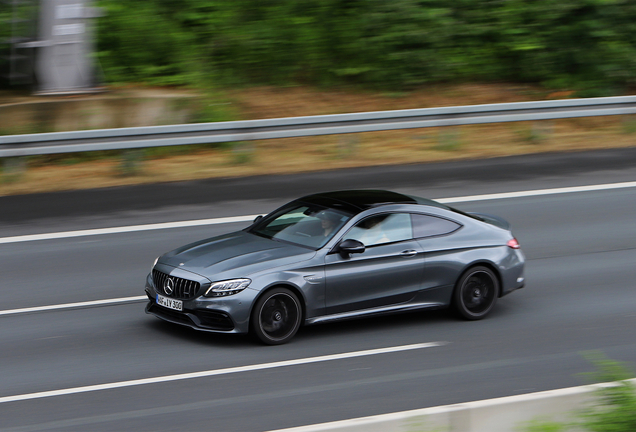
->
[2,181,636,246]
[436,180,636,204]
[0,215,258,245]
[0,342,445,404]
[0,296,147,317]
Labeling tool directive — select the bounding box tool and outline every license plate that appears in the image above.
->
[156,294,183,311]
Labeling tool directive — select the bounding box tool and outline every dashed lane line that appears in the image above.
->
[0,296,148,317]
[0,215,257,245]
[435,180,636,204]
[0,342,446,404]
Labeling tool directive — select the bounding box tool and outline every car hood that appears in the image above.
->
[160,231,315,278]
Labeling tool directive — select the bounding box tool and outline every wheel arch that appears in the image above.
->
[456,260,503,298]
[249,283,307,327]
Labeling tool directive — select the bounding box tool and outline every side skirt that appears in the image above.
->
[305,302,445,325]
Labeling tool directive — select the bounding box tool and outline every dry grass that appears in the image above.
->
[2,84,636,196]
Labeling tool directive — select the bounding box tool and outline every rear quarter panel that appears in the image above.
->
[415,218,515,302]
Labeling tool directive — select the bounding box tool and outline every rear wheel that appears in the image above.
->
[453,266,499,320]
[251,288,302,345]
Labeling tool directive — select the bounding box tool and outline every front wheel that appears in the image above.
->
[453,266,499,320]
[251,288,302,345]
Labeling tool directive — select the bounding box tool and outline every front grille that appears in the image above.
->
[153,269,201,299]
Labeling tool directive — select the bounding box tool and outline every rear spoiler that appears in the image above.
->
[469,212,511,231]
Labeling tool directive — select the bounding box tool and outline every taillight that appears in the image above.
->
[507,238,520,249]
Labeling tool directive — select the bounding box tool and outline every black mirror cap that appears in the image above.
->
[338,239,365,255]
[253,215,263,224]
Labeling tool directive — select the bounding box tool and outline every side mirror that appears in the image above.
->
[337,239,365,255]
[253,215,263,224]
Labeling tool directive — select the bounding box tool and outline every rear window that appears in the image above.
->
[411,214,461,238]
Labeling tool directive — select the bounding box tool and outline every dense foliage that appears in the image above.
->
[94,0,636,94]
[578,356,636,432]
[523,355,636,432]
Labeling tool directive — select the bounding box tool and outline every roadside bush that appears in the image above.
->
[578,354,636,432]
[522,354,636,432]
[94,0,636,94]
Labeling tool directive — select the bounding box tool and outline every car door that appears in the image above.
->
[324,213,425,315]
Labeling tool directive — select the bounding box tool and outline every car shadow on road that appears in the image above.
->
[142,302,519,347]
[144,319,254,347]
[298,308,455,340]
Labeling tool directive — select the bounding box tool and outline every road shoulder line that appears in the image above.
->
[2,181,635,245]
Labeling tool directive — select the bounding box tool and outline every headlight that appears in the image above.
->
[204,278,251,297]
[151,257,159,272]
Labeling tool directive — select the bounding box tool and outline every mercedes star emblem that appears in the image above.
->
[164,278,175,296]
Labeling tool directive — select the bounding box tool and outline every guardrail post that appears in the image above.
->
[231,142,255,164]
[1,156,27,183]
[337,136,359,157]
[118,150,143,177]
[532,121,553,144]
[436,127,462,151]
[621,115,636,134]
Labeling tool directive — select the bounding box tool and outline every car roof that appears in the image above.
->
[298,190,449,213]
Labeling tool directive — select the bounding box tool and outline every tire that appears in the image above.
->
[251,288,302,345]
[453,266,499,320]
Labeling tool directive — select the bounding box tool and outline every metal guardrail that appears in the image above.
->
[1,95,636,158]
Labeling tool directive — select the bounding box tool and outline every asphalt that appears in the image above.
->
[3,146,636,223]
[0,146,635,431]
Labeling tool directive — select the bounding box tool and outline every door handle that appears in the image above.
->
[399,250,418,257]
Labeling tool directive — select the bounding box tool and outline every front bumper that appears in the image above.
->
[145,299,236,332]
[144,273,255,334]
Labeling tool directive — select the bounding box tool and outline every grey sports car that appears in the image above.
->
[145,190,525,344]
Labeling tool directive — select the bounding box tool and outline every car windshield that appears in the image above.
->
[248,203,353,249]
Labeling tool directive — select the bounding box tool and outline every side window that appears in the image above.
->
[346,213,412,246]
[411,214,461,238]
